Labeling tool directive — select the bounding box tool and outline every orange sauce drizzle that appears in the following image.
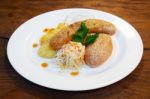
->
[43,28,49,32]
[70,71,79,76]
[41,62,48,68]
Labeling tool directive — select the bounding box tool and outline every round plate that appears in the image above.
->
[7,8,143,91]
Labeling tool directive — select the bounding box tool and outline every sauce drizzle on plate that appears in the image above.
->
[70,71,79,76]
[41,62,48,68]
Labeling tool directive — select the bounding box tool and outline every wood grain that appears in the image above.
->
[0,0,150,99]
[0,0,150,48]
[0,38,149,99]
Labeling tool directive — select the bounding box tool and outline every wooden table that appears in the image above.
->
[0,0,150,99]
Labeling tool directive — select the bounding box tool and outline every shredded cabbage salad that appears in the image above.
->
[56,41,85,70]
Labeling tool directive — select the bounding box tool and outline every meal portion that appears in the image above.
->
[49,19,115,50]
[38,18,116,70]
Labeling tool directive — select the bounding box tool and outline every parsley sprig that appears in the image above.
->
[72,22,98,45]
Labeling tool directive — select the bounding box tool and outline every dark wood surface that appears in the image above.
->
[0,0,150,99]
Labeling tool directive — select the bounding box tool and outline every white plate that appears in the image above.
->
[7,8,143,91]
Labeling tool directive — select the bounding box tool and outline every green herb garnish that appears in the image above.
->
[72,22,98,45]
[72,35,82,42]
[77,22,89,40]
[85,33,98,45]
[72,22,89,43]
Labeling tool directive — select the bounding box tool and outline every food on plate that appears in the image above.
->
[70,19,116,35]
[49,19,116,50]
[38,44,56,58]
[38,23,65,58]
[37,17,116,70]
[56,41,85,69]
[49,26,71,50]
[85,34,113,67]
[71,22,98,45]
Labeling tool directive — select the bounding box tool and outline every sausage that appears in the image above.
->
[49,19,116,50]
[85,34,113,67]
[88,19,115,34]
[49,22,80,50]
[49,27,71,50]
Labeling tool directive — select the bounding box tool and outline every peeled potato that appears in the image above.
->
[38,44,56,58]
[40,23,66,45]
[38,23,66,58]
[40,33,55,45]
[85,34,113,67]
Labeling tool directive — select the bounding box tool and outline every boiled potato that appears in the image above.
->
[40,23,66,45]
[38,23,66,58]
[38,44,56,58]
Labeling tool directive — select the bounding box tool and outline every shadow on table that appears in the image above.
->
[4,54,144,99]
